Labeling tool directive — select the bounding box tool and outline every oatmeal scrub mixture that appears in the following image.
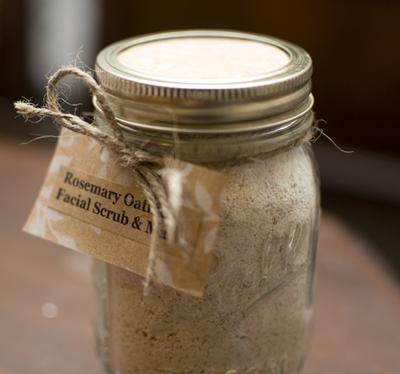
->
[96,145,318,374]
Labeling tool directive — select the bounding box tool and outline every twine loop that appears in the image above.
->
[14,66,181,291]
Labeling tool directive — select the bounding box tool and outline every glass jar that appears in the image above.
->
[92,30,320,374]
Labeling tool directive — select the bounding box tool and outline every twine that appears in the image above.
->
[14,66,180,292]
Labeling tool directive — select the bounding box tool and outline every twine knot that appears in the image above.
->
[14,66,182,291]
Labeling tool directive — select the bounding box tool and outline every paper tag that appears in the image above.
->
[47,166,153,241]
[24,129,227,297]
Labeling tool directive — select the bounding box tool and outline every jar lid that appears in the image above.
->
[95,30,313,126]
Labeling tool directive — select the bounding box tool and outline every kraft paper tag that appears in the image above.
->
[24,129,227,297]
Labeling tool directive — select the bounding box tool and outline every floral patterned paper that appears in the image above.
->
[24,129,227,297]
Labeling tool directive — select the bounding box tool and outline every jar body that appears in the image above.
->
[93,142,320,374]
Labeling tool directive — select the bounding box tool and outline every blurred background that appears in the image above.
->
[1,1,400,373]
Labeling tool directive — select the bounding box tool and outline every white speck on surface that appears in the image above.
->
[90,225,102,235]
[41,302,59,319]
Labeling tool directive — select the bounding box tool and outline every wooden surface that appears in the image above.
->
[1,137,400,374]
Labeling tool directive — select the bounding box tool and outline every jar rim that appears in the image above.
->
[93,94,314,136]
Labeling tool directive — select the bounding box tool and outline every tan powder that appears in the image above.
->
[95,145,318,374]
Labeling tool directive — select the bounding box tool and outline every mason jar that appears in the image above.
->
[92,30,320,374]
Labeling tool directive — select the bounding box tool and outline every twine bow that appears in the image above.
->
[14,66,181,291]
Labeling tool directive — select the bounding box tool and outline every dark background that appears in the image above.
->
[1,0,399,274]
